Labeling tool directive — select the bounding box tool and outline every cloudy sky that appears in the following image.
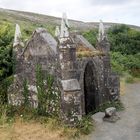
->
[0,0,140,26]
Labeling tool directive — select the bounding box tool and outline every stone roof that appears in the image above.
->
[75,35,96,51]
[35,28,57,53]
[23,28,57,57]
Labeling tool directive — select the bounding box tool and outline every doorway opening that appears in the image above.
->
[84,62,97,114]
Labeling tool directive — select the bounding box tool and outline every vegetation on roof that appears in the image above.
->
[83,24,140,78]
[76,46,104,58]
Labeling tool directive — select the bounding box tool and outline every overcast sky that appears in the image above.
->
[0,0,140,26]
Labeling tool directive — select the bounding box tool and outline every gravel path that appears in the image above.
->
[89,83,140,140]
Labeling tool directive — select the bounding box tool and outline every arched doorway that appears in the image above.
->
[84,62,97,114]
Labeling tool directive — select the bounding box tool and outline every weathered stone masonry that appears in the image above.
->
[8,14,120,125]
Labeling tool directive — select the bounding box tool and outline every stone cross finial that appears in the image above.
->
[13,24,23,47]
[55,26,60,37]
[98,20,106,42]
[60,12,70,38]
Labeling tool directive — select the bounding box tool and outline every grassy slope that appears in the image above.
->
[0,8,90,32]
[0,8,140,32]
[0,118,87,140]
[0,8,139,140]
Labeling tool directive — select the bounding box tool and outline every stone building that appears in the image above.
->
[8,13,120,124]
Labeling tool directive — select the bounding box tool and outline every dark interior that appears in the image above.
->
[84,62,96,114]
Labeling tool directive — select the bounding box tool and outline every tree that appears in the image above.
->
[108,24,140,55]
[0,23,14,81]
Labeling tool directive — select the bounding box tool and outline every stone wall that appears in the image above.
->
[8,21,120,125]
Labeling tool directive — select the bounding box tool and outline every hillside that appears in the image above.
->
[0,7,140,82]
[0,7,140,140]
[0,8,140,31]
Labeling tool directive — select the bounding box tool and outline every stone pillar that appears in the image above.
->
[58,38,82,125]
[96,20,120,101]
[57,13,82,125]
[96,20,112,101]
[59,44,77,79]
[60,79,82,125]
[8,24,24,106]
[13,24,24,74]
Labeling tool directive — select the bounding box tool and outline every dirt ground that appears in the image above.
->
[0,117,89,140]
[0,119,66,140]
[89,82,140,140]
[0,83,139,140]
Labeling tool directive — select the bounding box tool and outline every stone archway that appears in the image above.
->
[84,61,98,114]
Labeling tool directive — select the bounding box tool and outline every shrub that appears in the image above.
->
[125,74,135,83]
[23,78,30,107]
[0,23,14,81]
[83,25,140,78]
[35,64,60,117]
[94,100,124,113]
[110,51,140,76]
[76,115,94,135]
[0,76,13,104]
[82,29,98,46]
[108,24,140,55]
[0,105,7,125]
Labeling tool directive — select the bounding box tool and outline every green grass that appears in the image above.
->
[94,100,124,113]
[0,104,94,139]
